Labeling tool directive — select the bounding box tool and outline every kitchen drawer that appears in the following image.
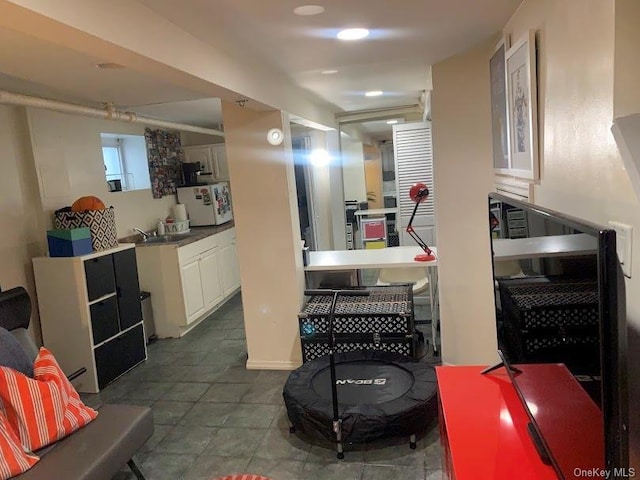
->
[90,295,120,345]
[216,227,236,247]
[177,235,218,263]
[94,324,146,389]
[84,255,116,301]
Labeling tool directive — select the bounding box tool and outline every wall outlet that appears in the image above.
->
[608,221,633,278]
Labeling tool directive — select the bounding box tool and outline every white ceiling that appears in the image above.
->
[0,0,522,138]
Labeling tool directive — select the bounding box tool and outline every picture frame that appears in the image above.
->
[505,30,539,181]
[490,35,511,173]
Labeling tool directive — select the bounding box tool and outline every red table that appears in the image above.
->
[436,365,603,479]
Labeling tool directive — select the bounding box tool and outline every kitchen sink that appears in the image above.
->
[141,233,197,244]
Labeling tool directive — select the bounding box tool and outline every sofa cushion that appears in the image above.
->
[0,328,33,377]
[0,412,38,480]
[0,347,97,451]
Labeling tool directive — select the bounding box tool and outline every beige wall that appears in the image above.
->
[433,0,640,464]
[221,101,305,369]
[0,105,47,341]
[26,107,177,236]
[431,38,498,366]
[364,144,383,210]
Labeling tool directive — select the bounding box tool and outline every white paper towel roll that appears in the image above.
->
[173,204,188,221]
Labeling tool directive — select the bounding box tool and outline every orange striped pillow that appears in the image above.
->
[0,412,38,479]
[0,347,98,451]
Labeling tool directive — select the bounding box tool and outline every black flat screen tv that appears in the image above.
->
[488,192,628,478]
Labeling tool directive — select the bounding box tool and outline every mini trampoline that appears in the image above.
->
[283,350,438,455]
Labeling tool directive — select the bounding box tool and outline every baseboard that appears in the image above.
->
[245,358,301,370]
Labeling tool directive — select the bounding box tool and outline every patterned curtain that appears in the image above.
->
[144,128,184,199]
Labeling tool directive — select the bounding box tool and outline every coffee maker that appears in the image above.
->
[181,162,212,186]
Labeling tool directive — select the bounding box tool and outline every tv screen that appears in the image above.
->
[488,193,628,478]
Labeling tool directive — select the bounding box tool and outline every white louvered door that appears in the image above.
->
[393,122,436,247]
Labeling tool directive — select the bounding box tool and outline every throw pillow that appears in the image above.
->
[0,327,33,377]
[0,412,38,479]
[0,347,98,451]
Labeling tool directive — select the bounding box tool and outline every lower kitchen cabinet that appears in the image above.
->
[32,244,147,393]
[136,227,240,338]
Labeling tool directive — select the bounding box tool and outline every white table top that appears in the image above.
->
[492,233,597,261]
[305,246,437,271]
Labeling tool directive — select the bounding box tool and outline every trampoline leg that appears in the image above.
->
[333,420,345,459]
[409,434,417,449]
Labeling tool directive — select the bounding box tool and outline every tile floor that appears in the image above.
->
[81,292,443,480]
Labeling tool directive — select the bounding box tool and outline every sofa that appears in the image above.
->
[0,286,154,480]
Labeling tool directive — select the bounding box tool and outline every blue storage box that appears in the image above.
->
[47,228,93,257]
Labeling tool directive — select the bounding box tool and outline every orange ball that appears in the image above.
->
[71,196,106,212]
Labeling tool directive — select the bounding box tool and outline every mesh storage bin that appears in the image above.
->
[497,277,599,371]
[298,285,415,362]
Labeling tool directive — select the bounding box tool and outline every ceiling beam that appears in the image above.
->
[336,104,423,125]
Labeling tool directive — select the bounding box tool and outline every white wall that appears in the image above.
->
[0,0,336,128]
[26,107,177,236]
[341,136,367,203]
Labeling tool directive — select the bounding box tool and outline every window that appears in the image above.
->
[100,133,151,192]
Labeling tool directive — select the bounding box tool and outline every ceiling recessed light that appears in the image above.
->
[386,119,398,125]
[293,5,325,16]
[365,90,383,97]
[321,69,338,75]
[96,62,124,69]
[337,28,369,41]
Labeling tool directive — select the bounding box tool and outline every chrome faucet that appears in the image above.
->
[133,227,153,241]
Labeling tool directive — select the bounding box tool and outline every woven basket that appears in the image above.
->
[54,207,118,251]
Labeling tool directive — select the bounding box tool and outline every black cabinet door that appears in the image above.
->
[89,296,120,345]
[94,324,146,389]
[84,256,116,301]
[113,249,143,330]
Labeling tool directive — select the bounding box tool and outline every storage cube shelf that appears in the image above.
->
[33,244,147,393]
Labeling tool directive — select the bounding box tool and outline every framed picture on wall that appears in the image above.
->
[505,29,539,181]
[490,35,510,173]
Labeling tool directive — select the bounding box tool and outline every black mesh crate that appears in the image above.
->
[497,277,599,372]
[298,285,415,362]
[299,285,413,335]
[301,334,416,363]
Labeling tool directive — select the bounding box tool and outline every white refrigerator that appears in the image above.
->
[176,183,233,226]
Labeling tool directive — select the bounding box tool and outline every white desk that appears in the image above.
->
[492,233,596,260]
[305,246,439,352]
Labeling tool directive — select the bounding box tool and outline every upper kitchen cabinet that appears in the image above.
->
[183,144,229,181]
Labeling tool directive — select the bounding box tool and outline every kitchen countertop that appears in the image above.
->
[122,221,235,248]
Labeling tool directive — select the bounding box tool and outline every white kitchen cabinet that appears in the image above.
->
[32,244,147,393]
[220,237,240,297]
[136,227,239,338]
[199,248,224,310]
[180,257,205,321]
[183,144,230,181]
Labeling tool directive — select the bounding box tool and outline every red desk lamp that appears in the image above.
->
[406,182,436,262]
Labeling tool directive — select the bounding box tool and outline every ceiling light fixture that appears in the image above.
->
[386,119,398,125]
[321,69,338,75]
[365,90,383,97]
[293,5,325,16]
[336,28,369,41]
[310,149,330,167]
